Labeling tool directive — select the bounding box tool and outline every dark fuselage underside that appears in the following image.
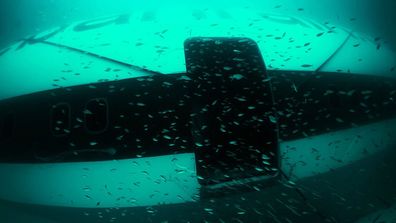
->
[0,70,395,163]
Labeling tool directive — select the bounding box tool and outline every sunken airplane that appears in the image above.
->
[0,7,396,223]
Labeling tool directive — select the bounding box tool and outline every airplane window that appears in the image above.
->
[0,113,15,140]
[84,98,108,133]
[50,103,71,136]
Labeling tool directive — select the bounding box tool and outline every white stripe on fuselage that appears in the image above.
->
[0,118,395,208]
[280,117,396,180]
[0,153,200,208]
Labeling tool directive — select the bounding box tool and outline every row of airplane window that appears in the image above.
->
[51,98,108,136]
[0,98,108,141]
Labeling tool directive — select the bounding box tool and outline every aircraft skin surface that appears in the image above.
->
[0,7,395,223]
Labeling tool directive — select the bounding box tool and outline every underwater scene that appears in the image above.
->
[0,0,396,222]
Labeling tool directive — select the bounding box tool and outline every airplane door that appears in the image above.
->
[184,37,279,186]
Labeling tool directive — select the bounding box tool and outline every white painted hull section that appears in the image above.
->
[0,118,395,208]
[0,153,200,208]
[0,8,394,101]
[281,117,396,180]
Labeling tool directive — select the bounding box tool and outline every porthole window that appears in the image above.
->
[50,103,71,136]
[84,98,108,133]
[1,113,15,141]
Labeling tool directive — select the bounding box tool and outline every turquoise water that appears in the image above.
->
[0,1,396,222]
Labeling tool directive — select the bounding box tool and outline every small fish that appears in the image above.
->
[292,83,298,92]
[336,118,344,123]
[229,141,238,145]
[204,208,213,212]
[230,74,244,80]
[83,109,92,115]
